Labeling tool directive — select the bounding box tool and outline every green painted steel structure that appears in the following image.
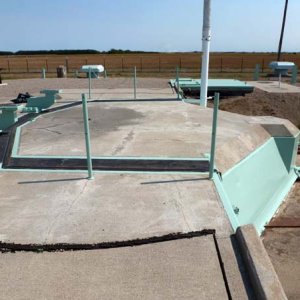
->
[0,106,19,131]
[291,65,298,85]
[209,93,219,179]
[81,94,94,179]
[214,134,299,233]
[26,90,60,112]
[169,78,254,96]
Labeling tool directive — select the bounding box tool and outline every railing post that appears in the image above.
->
[88,67,92,99]
[209,92,219,179]
[176,66,180,99]
[291,65,298,85]
[133,66,137,99]
[82,93,94,180]
[253,64,260,81]
[41,68,46,79]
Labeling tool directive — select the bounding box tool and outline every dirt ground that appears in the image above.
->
[218,88,300,128]
[263,182,300,300]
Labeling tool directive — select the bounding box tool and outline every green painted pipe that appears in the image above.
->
[133,66,137,100]
[88,68,92,99]
[291,65,298,85]
[176,66,180,99]
[253,64,260,81]
[42,68,46,79]
[209,92,219,179]
[82,93,94,179]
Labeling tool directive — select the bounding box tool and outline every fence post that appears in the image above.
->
[65,57,69,74]
[209,92,220,180]
[81,93,94,180]
[159,57,161,72]
[7,60,10,73]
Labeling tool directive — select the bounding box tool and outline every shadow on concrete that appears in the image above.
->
[18,177,87,185]
[230,235,256,299]
[140,178,207,185]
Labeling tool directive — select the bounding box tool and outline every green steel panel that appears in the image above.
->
[214,136,298,234]
[169,79,253,92]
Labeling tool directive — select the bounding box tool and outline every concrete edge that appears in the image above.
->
[236,224,287,300]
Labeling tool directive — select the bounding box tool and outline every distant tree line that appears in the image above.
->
[0,49,159,56]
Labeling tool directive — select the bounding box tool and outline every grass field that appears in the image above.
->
[0,52,299,80]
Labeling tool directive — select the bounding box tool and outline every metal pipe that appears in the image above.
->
[81,93,94,179]
[133,66,137,99]
[200,0,211,107]
[277,0,289,61]
[209,92,219,179]
[42,68,46,79]
[88,67,92,99]
[176,66,180,99]
[291,65,298,85]
[279,73,282,88]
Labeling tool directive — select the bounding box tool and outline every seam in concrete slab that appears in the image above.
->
[212,234,233,300]
[0,230,215,253]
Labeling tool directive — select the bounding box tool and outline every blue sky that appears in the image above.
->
[1,0,299,52]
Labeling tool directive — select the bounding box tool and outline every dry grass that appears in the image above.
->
[1,53,299,79]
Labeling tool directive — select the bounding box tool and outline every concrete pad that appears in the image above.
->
[17,100,272,158]
[248,81,300,93]
[0,171,232,244]
[0,236,229,300]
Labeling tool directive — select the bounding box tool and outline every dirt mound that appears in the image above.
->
[217,88,300,128]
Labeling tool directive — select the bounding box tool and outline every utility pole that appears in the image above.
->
[277,0,289,61]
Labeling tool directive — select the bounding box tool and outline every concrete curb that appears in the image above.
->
[236,224,287,300]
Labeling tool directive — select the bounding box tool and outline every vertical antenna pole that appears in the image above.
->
[209,92,219,179]
[200,0,212,107]
[82,94,94,180]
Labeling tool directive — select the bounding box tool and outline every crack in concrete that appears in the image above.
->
[171,175,192,232]
[44,180,89,243]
